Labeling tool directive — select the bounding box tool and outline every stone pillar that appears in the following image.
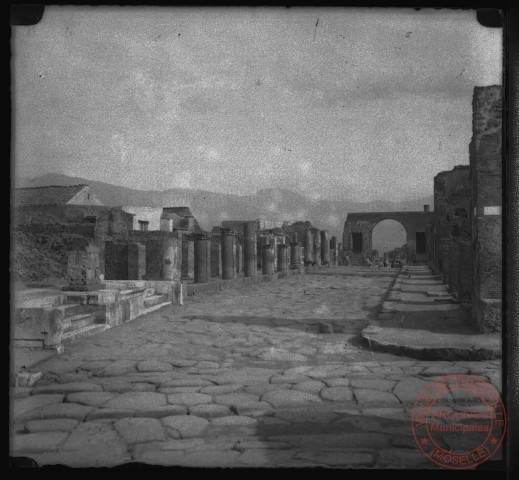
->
[290,242,300,268]
[243,222,257,278]
[66,239,103,291]
[194,235,211,284]
[277,244,289,274]
[262,244,274,275]
[221,229,237,280]
[162,236,181,281]
[313,228,321,266]
[304,229,313,266]
[236,243,243,274]
[320,230,330,265]
[181,232,194,279]
[330,236,337,266]
[210,240,221,278]
[128,242,146,280]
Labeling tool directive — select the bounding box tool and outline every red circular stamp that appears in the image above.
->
[411,374,506,469]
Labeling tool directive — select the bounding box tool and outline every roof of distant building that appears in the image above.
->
[14,184,96,206]
[163,207,193,218]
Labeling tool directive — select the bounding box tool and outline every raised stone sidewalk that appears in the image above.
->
[361,266,501,361]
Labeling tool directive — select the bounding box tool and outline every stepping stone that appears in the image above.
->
[32,383,102,395]
[103,392,167,410]
[20,403,94,422]
[211,415,257,426]
[114,418,165,444]
[66,392,116,406]
[61,421,127,452]
[162,415,209,438]
[158,386,201,394]
[270,375,310,384]
[320,387,353,402]
[25,419,79,433]
[189,404,232,419]
[103,383,157,393]
[166,393,212,406]
[261,390,322,407]
[213,393,259,406]
[136,361,172,372]
[12,432,69,453]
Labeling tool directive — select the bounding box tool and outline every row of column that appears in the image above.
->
[191,226,340,284]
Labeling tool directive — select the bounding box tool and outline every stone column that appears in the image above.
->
[320,230,330,265]
[262,244,274,275]
[243,222,257,278]
[66,238,103,291]
[304,229,313,266]
[181,231,194,279]
[236,243,243,274]
[128,242,146,280]
[210,239,221,278]
[330,236,338,266]
[194,235,211,284]
[290,242,300,268]
[277,244,289,274]
[313,228,321,266]
[221,229,237,280]
[162,236,181,281]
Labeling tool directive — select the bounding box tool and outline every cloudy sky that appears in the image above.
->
[12,7,502,202]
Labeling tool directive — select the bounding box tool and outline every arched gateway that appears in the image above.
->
[342,207,434,265]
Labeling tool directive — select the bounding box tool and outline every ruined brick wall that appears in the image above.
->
[470,85,502,332]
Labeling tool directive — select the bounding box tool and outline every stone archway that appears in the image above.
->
[342,210,433,265]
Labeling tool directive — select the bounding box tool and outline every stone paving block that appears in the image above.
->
[197,361,220,369]
[25,418,79,433]
[393,378,432,404]
[274,408,339,424]
[270,374,310,384]
[20,403,94,422]
[66,391,116,406]
[32,382,102,395]
[282,366,313,376]
[167,392,212,406]
[162,415,209,438]
[86,408,136,420]
[353,388,401,406]
[235,401,274,417]
[258,349,307,361]
[103,382,157,393]
[292,380,325,394]
[160,378,214,388]
[350,378,396,391]
[188,404,231,419]
[12,432,69,453]
[323,378,350,387]
[103,392,167,410]
[244,383,292,394]
[200,384,243,395]
[114,417,166,444]
[262,389,322,407]
[236,448,297,467]
[133,405,187,418]
[62,421,127,453]
[268,432,391,449]
[136,361,173,372]
[158,438,205,450]
[211,415,257,426]
[213,392,260,406]
[182,450,240,467]
[294,449,376,467]
[101,360,137,376]
[30,448,131,468]
[13,394,65,420]
[421,365,470,377]
[158,386,201,394]
[320,386,354,402]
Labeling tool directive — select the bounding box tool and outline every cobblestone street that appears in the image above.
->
[10,268,502,468]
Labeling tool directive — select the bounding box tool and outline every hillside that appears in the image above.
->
[15,173,434,241]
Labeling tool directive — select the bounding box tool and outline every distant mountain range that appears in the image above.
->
[15,173,433,241]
